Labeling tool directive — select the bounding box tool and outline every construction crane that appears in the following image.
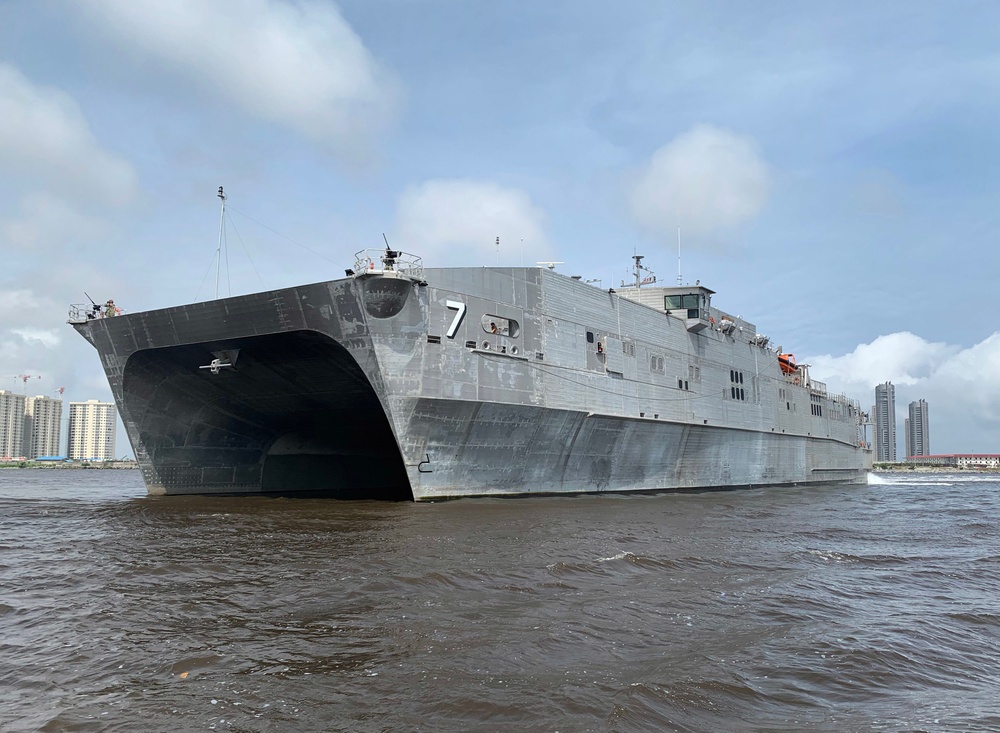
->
[14,374,41,394]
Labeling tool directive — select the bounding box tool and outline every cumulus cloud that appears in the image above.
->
[10,328,62,349]
[629,124,770,242]
[807,331,1000,452]
[0,288,65,349]
[0,287,63,389]
[808,332,955,389]
[1,192,112,251]
[72,0,400,162]
[394,179,550,266]
[0,64,137,206]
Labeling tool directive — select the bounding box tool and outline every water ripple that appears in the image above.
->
[2,469,1000,731]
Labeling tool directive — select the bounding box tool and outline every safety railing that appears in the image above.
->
[68,303,127,323]
[353,249,423,280]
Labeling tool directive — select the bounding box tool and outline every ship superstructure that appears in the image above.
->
[70,248,870,499]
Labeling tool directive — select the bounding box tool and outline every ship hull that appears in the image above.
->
[71,266,869,500]
[402,398,866,500]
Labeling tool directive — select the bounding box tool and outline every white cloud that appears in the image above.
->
[807,331,1000,452]
[10,328,62,349]
[0,282,108,406]
[394,179,550,266]
[1,192,112,251]
[73,0,400,162]
[0,289,45,315]
[0,64,137,207]
[807,332,955,389]
[629,124,771,242]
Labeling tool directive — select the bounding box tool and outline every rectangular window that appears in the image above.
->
[665,293,702,310]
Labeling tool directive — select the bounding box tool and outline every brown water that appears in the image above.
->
[1,469,998,732]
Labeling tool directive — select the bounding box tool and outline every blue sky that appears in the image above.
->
[2,0,998,456]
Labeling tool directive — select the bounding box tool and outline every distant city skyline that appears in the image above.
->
[0,392,118,460]
[873,386,935,462]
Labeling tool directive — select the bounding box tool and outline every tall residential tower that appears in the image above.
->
[874,381,897,462]
[906,399,930,458]
[24,395,63,459]
[67,400,117,461]
[0,390,27,459]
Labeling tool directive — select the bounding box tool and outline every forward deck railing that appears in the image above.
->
[68,304,127,323]
[353,249,424,280]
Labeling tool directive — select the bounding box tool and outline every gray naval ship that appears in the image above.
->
[70,248,871,500]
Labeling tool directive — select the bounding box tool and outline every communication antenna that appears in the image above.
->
[496,236,500,266]
[216,186,227,299]
[632,254,655,288]
[676,226,682,285]
[536,261,564,270]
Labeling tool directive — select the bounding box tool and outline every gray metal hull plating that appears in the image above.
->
[72,265,870,500]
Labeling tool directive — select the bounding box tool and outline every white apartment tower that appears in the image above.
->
[24,395,63,459]
[68,400,117,461]
[0,390,27,459]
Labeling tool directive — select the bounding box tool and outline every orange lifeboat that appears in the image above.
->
[778,353,797,375]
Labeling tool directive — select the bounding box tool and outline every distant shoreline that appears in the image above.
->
[0,460,137,469]
[872,466,1000,473]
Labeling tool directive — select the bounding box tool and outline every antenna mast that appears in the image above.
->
[216,186,227,299]
[631,255,655,288]
[676,226,682,285]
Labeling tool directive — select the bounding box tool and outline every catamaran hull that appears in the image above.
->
[71,268,869,500]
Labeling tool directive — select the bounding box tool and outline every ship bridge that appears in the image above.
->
[619,284,717,332]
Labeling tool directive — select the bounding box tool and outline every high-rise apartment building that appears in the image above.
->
[67,400,117,461]
[0,390,27,459]
[24,395,63,459]
[907,399,930,458]
[874,381,897,462]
